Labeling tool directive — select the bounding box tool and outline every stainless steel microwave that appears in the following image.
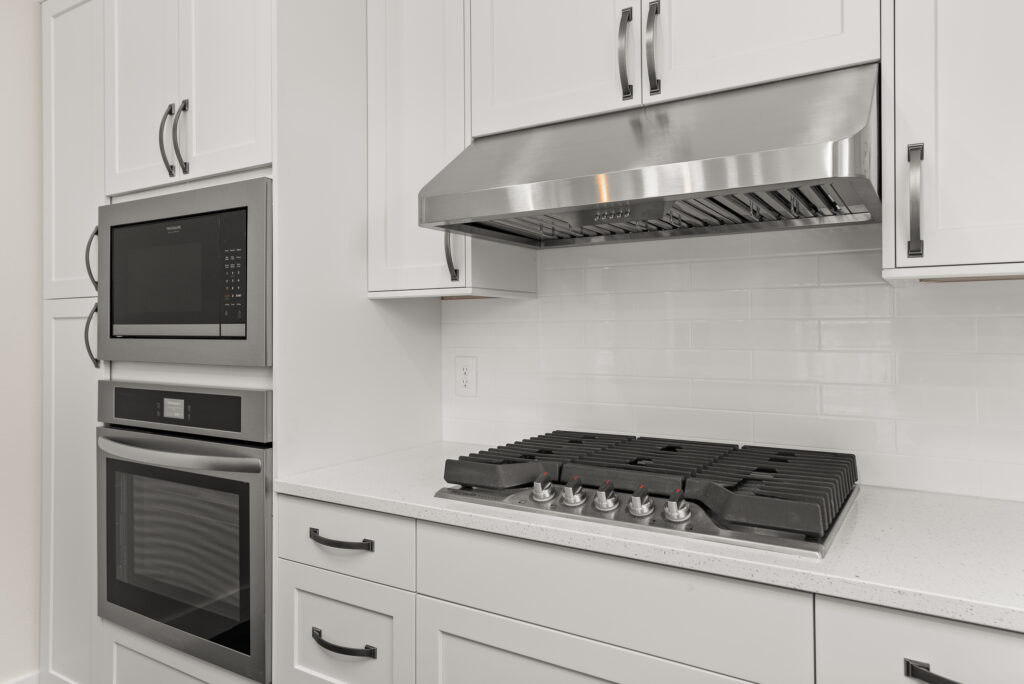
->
[97,178,272,367]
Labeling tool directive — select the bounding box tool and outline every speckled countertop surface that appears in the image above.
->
[276,441,1024,634]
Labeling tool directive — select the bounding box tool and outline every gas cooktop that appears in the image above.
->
[435,431,859,558]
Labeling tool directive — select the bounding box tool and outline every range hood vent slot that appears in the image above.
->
[420,64,880,249]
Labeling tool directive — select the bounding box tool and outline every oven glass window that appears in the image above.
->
[109,208,246,329]
[107,460,251,654]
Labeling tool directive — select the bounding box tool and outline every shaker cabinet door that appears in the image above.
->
[892,1,1024,269]
[470,0,642,137]
[640,0,879,105]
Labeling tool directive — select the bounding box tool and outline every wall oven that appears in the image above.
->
[97,178,272,367]
[97,381,272,682]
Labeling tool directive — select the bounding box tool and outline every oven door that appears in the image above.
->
[97,426,270,682]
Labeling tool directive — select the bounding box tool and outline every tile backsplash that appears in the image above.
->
[442,225,1024,501]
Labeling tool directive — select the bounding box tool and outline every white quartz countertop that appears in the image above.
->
[276,441,1024,634]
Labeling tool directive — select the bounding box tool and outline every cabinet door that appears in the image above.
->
[893,1,1024,268]
[367,0,468,292]
[40,297,106,683]
[177,0,272,179]
[276,559,415,684]
[641,0,878,104]
[470,0,642,137]
[417,596,746,684]
[816,596,1024,684]
[43,0,106,300]
[105,0,180,195]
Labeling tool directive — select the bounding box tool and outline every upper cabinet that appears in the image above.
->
[42,0,106,300]
[885,1,1024,280]
[367,0,536,298]
[470,0,879,137]
[640,0,879,104]
[105,0,271,196]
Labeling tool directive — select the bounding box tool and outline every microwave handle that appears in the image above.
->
[98,436,263,474]
[85,226,99,290]
[84,303,100,369]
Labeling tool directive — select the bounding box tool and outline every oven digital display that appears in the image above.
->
[162,398,185,420]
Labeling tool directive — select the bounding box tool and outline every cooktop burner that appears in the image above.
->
[435,431,859,557]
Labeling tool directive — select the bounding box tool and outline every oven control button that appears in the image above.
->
[593,480,619,512]
[627,485,654,517]
[560,478,586,507]
[531,474,555,503]
[663,488,692,523]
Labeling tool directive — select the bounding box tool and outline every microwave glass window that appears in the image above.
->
[107,461,251,654]
[109,209,247,330]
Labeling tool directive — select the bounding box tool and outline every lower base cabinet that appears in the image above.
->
[275,558,415,683]
[416,596,745,684]
[816,596,1024,684]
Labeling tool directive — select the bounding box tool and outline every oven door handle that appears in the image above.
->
[97,436,263,474]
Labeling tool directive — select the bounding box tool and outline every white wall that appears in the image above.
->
[0,0,42,680]
[443,224,1024,501]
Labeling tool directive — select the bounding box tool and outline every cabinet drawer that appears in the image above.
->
[277,496,416,590]
[417,522,813,684]
[276,558,415,684]
[816,596,1024,684]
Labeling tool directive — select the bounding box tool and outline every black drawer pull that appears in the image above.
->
[905,658,962,684]
[311,627,377,659]
[309,527,375,552]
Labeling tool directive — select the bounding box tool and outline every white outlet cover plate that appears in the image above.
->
[455,356,477,397]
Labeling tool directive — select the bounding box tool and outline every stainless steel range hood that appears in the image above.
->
[419,63,880,248]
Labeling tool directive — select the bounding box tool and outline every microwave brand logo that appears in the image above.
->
[165,225,182,234]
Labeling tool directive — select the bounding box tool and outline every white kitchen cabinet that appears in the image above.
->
[275,559,416,684]
[885,1,1024,279]
[469,0,642,137]
[816,596,1024,684]
[40,297,107,684]
[417,596,746,684]
[640,0,879,104]
[367,0,537,298]
[42,0,106,300]
[105,0,271,195]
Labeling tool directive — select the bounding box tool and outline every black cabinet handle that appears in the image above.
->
[905,658,962,684]
[84,302,100,369]
[171,98,190,174]
[85,226,99,290]
[309,527,375,552]
[158,103,176,177]
[311,627,377,659]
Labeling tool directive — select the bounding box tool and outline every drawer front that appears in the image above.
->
[816,596,1024,684]
[276,558,415,684]
[417,595,746,684]
[278,495,416,590]
[417,522,813,684]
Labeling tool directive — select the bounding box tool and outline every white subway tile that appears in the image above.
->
[979,461,1024,502]
[538,268,585,295]
[752,286,892,319]
[443,417,544,446]
[635,407,753,443]
[822,385,976,423]
[672,290,749,319]
[542,375,588,403]
[820,320,892,349]
[670,350,751,379]
[584,263,690,293]
[588,376,691,408]
[538,401,637,434]
[749,224,882,256]
[896,422,974,459]
[442,297,539,323]
[539,234,750,269]
[442,322,539,349]
[446,396,539,423]
[754,351,893,384]
[977,318,1024,353]
[691,320,818,349]
[539,320,586,348]
[898,352,1024,388]
[854,452,984,497]
[896,280,1024,317]
[818,251,885,285]
[754,414,896,453]
[692,380,819,414]
[691,256,817,290]
[973,425,1024,464]
[891,318,975,352]
[585,320,682,348]
[978,390,1024,426]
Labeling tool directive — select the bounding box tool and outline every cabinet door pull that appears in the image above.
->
[309,527,375,551]
[907,143,924,258]
[311,627,377,659]
[645,1,661,95]
[158,103,176,177]
[444,231,460,282]
[617,7,633,100]
[84,303,100,369]
[85,226,99,290]
[171,98,190,174]
[904,658,961,684]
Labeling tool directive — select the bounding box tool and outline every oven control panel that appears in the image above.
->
[113,387,243,432]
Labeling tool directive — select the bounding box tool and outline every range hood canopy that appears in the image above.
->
[419,64,880,248]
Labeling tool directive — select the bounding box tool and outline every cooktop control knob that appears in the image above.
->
[531,474,555,502]
[663,487,692,523]
[593,480,619,512]
[560,478,587,507]
[627,485,655,517]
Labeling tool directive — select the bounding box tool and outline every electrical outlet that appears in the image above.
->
[454,356,477,397]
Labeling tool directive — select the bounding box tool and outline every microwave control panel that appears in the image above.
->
[220,211,247,327]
